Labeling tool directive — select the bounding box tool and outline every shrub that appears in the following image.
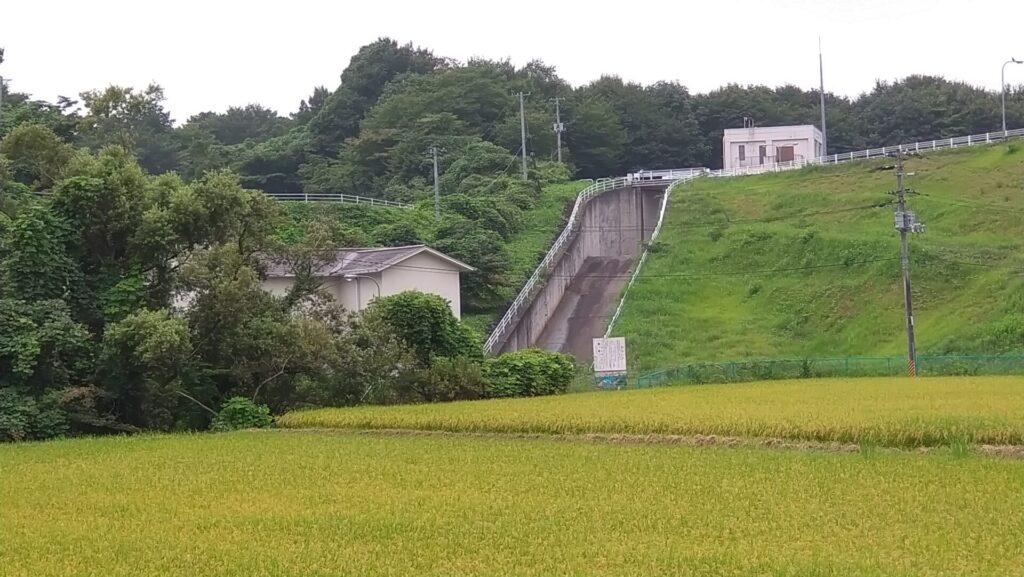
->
[399,358,491,403]
[210,397,273,432]
[0,388,68,442]
[364,291,482,366]
[485,349,575,398]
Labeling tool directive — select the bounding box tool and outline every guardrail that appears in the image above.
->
[710,127,1024,178]
[29,190,412,209]
[483,176,633,355]
[264,192,411,208]
[603,173,701,337]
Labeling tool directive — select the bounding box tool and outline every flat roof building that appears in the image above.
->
[723,124,823,171]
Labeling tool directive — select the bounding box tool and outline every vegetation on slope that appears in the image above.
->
[613,143,1024,373]
[279,376,1024,448]
[3,431,1023,577]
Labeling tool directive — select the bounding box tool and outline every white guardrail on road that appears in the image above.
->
[264,192,411,208]
[484,127,1024,355]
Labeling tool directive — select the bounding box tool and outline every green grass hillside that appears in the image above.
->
[614,143,1024,373]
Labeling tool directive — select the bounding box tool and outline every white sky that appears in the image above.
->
[2,0,1023,122]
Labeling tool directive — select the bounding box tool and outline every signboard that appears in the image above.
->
[593,337,627,375]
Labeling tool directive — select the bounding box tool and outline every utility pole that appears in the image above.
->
[517,92,530,181]
[818,37,828,157]
[429,145,441,219]
[0,47,6,118]
[551,96,565,163]
[890,148,925,377]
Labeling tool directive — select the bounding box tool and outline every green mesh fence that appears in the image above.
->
[635,355,1024,388]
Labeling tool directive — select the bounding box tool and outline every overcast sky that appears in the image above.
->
[2,0,1022,122]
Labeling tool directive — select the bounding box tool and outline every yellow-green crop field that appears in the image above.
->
[2,430,1023,577]
[279,376,1024,447]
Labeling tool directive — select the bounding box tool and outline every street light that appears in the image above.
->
[343,274,381,310]
[1002,58,1022,135]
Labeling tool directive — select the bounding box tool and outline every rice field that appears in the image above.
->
[3,431,1023,577]
[279,376,1024,447]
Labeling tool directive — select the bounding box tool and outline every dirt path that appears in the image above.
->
[274,428,1024,459]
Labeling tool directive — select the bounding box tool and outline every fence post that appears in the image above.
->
[915,142,919,152]
[968,135,972,145]
[950,137,954,148]
[304,193,308,203]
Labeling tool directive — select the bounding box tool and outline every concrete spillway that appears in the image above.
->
[495,184,666,362]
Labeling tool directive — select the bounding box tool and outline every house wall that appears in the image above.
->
[260,253,463,318]
[723,125,823,170]
[381,252,462,318]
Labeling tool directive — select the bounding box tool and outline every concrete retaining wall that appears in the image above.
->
[497,185,664,360]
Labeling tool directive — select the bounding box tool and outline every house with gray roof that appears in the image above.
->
[262,245,475,318]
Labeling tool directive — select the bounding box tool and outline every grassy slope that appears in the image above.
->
[279,376,1024,447]
[462,180,588,333]
[612,144,1024,373]
[4,431,1023,577]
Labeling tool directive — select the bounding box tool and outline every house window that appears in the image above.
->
[738,145,746,161]
[759,145,766,165]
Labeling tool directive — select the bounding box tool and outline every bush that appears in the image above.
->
[364,291,482,366]
[0,388,68,442]
[485,349,575,398]
[399,357,491,403]
[210,397,273,432]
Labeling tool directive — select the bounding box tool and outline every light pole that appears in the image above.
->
[1002,58,1022,135]
[344,274,381,311]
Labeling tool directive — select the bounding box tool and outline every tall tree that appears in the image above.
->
[307,38,442,154]
[78,84,178,174]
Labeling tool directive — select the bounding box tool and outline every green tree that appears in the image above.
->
[0,204,78,302]
[363,290,481,366]
[78,84,178,174]
[0,124,76,189]
[186,104,289,146]
[307,38,441,154]
[432,217,510,311]
[96,309,192,430]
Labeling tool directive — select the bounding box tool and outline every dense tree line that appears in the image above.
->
[4,38,1024,187]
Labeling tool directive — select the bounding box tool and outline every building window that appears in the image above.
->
[738,145,746,161]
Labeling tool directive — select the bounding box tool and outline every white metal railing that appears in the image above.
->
[485,126,1024,355]
[483,176,634,354]
[29,190,411,209]
[711,127,1024,178]
[265,192,411,208]
[603,173,700,337]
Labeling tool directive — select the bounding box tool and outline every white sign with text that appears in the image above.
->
[592,337,627,375]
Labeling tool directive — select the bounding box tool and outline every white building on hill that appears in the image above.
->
[723,124,823,170]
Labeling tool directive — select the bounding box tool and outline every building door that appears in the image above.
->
[758,145,766,165]
[777,146,795,162]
